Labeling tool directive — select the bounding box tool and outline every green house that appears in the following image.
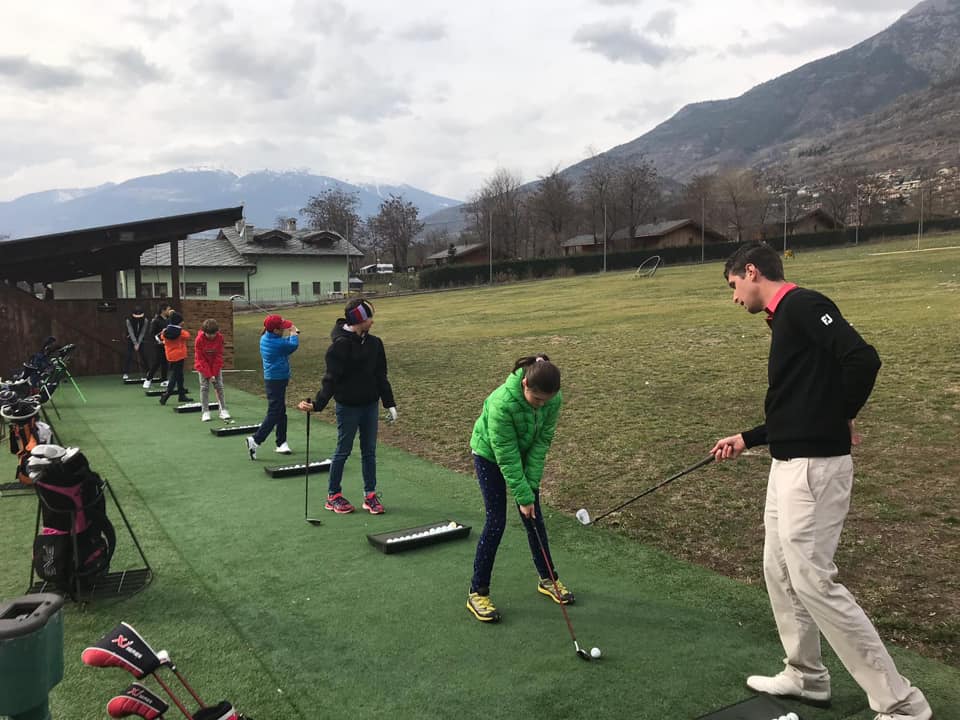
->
[139,219,363,304]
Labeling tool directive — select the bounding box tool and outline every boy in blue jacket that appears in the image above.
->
[246,314,299,460]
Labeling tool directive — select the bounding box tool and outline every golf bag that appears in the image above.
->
[28,445,116,594]
[1,394,52,485]
[12,337,76,402]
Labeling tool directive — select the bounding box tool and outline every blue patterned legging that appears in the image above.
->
[470,453,557,594]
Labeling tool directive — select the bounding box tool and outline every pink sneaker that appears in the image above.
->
[324,493,354,514]
[362,492,384,515]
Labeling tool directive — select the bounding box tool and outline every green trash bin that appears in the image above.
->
[0,593,64,720]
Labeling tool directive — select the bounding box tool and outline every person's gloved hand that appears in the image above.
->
[386,407,398,423]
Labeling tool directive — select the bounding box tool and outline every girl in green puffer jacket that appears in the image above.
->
[466,354,573,623]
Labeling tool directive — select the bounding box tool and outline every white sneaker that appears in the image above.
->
[276,442,293,454]
[201,411,211,422]
[219,409,231,420]
[160,380,168,388]
[746,672,830,707]
[245,436,258,460]
[873,710,933,720]
[142,380,152,389]
[122,374,129,380]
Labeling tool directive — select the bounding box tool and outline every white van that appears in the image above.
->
[360,263,394,275]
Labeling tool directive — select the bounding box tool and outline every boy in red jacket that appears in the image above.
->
[194,319,230,422]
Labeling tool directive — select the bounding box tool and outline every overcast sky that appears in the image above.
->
[0,0,914,202]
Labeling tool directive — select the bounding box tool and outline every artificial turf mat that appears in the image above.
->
[2,377,958,719]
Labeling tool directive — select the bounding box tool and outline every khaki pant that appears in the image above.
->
[764,456,930,716]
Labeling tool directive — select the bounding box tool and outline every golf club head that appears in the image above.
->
[574,641,592,662]
[575,508,591,525]
[106,683,169,719]
[82,622,163,679]
[305,517,323,526]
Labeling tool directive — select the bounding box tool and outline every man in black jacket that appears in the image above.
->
[298,299,397,516]
[711,242,932,720]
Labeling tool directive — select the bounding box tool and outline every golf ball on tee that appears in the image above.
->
[590,647,601,658]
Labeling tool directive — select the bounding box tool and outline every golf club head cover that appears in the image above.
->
[82,621,164,678]
[193,701,239,720]
[107,683,169,719]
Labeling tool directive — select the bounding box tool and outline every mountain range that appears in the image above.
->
[0,169,461,240]
[563,0,960,185]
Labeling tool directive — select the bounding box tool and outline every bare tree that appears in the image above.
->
[718,168,768,242]
[469,169,525,260]
[819,170,861,227]
[613,155,660,239]
[368,194,424,270]
[579,155,617,245]
[530,167,577,253]
[300,187,362,238]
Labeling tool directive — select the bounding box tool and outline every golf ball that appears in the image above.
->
[590,647,601,659]
[785,714,799,720]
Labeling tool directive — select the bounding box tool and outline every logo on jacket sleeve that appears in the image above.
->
[820,313,833,326]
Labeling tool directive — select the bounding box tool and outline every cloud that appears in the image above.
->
[199,38,316,100]
[727,14,882,56]
[291,0,380,44]
[0,55,85,90]
[808,0,912,12]
[645,9,677,37]
[100,47,165,84]
[573,21,678,66]
[397,21,448,42]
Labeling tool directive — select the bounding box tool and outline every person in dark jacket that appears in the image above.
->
[711,242,932,720]
[143,303,172,389]
[465,354,567,623]
[246,314,299,460]
[298,299,396,515]
[122,306,149,380]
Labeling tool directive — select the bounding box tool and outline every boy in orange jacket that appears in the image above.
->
[158,311,192,405]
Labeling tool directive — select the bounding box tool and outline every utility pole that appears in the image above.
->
[602,202,607,272]
[488,217,493,285]
[916,187,924,251]
[855,189,860,246]
[700,194,705,263]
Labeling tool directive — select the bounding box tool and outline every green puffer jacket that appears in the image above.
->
[470,368,562,506]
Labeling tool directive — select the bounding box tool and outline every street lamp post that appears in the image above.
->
[783,193,788,254]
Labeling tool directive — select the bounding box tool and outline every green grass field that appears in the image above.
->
[1,234,957,719]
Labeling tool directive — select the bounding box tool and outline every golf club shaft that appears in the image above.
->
[169,666,205,707]
[527,514,578,644]
[305,411,310,518]
[590,455,715,524]
[153,674,194,720]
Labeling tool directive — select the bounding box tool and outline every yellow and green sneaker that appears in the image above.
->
[537,578,575,605]
[467,592,501,622]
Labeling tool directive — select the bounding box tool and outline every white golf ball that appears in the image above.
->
[785,714,799,720]
[590,647,601,659]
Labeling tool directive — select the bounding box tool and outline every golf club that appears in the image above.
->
[157,650,205,708]
[304,409,322,526]
[524,512,594,662]
[576,455,715,526]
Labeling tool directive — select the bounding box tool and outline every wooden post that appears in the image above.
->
[170,237,181,305]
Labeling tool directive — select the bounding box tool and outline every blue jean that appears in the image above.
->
[470,454,555,594]
[327,401,379,496]
[254,379,288,446]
